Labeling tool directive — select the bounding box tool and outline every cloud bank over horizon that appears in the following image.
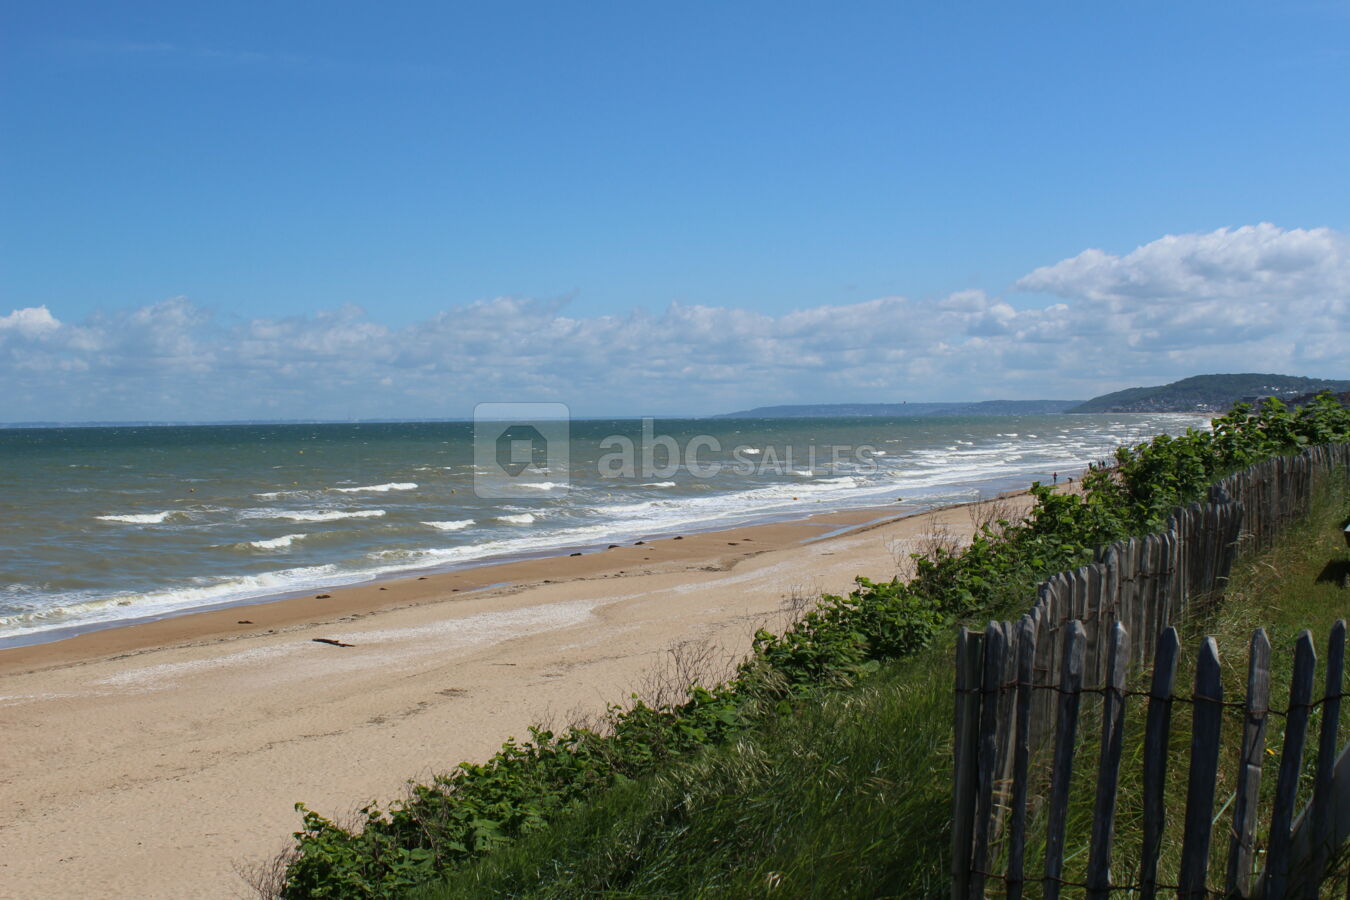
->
[3,224,1347,421]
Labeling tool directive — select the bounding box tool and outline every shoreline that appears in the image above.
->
[0,496,964,676]
[0,483,1047,899]
[0,413,1209,660]
[0,466,1052,670]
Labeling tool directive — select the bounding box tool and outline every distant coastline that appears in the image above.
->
[718,400,1080,418]
[8,372,1345,428]
[718,373,1350,419]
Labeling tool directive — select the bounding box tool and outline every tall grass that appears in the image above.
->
[414,639,959,899]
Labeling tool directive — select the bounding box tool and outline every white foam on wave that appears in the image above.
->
[0,563,352,639]
[368,548,425,561]
[254,489,308,500]
[246,533,308,550]
[331,482,418,493]
[422,519,474,531]
[277,509,386,523]
[96,511,177,524]
[511,482,565,491]
[497,513,536,525]
[561,421,1213,542]
[359,525,619,571]
[641,481,677,488]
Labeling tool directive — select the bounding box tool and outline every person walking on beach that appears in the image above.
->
[1053,471,1058,485]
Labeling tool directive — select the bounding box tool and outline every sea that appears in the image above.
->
[0,414,1209,646]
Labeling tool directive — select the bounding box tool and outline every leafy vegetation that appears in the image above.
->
[414,643,960,900]
[267,393,1350,899]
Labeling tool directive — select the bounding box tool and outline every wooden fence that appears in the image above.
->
[1209,444,1350,552]
[953,621,1347,899]
[951,444,1350,898]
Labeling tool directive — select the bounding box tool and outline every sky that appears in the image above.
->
[2,1,1348,421]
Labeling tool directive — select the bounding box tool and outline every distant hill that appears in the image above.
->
[957,400,1083,416]
[717,400,1081,418]
[1068,374,1350,414]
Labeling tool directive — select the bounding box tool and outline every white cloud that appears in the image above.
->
[2,224,1347,421]
[1015,223,1350,304]
[0,305,61,337]
[1007,224,1349,379]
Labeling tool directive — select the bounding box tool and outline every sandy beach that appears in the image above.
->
[0,494,1032,899]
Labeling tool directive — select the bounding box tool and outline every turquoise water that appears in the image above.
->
[0,414,1206,644]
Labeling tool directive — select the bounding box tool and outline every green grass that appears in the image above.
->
[414,475,1349,900]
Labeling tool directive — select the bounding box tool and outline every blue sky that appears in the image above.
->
[2,2,1348,420]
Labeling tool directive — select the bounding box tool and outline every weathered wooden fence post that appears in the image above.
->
[1139,626,1180,900]
[1227,628,1272,897]
[1263,631,1317,900]
[1179,637,1223,899]
[951,627,983,900]
[1005,614,1038,900]
[1086,622,1129,899]
[1043,621,1085,900]
[969,622,1007,897]
[1304,619,1346,890]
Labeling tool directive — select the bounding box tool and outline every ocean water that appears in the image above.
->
[0,414,1208,645]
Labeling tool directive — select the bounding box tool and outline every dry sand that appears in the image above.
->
[0,494,1033,899]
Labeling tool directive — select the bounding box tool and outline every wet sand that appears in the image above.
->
[0,493,1034,899]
